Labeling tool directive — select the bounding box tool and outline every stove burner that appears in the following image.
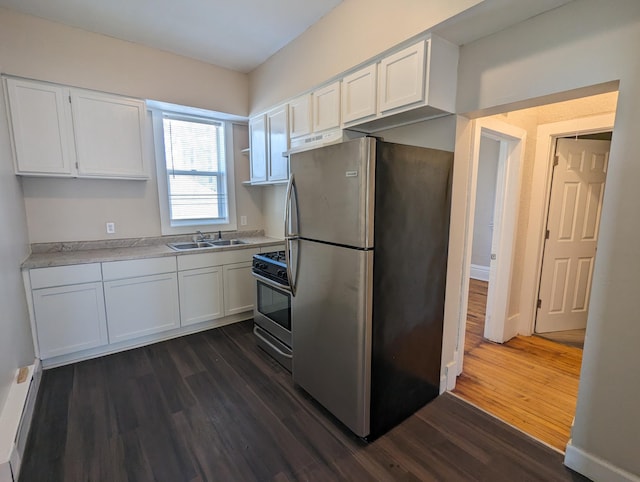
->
[252,250,289,287]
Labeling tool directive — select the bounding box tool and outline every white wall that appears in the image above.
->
[0,8,259,243]
[248,0,481,114]
[448,0,640,478]
[471,137,499,268]
[0,90,34,412]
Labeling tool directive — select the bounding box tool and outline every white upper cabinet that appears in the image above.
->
[378,40,426,114]
[3,76,149,179]
[266,104,289,182]
[288,94,312,139]
[312,81,341,133]
[249,103,289,184]
[341,64,378,125]
[4,77,75,176]
[71,89,148,179]
[249,113,268,183]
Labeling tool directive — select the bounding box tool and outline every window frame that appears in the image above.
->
[151,105,238,235]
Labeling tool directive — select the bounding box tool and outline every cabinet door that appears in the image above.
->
[378,40,426,114]
[223,262,255,316]
[104,273,179,343]
[312,81,341,132]
[266,104,289,182]
[4,78,75,176]
[249,114,267,183]
[341,64,377,125]
[71,89,148,179]
[288,94,312,139]
[178,266,224,326]
[32,282,108,359]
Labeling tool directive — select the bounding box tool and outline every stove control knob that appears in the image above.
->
[277,270,286,278]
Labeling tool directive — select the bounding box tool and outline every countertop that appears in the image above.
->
[22,233,285,269]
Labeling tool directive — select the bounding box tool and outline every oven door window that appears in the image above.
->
[257,281,291,331]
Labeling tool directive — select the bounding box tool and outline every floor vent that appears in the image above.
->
[0,361,41,482]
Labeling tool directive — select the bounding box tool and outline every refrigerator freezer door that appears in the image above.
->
[289,137,376,249]
[291,239,373,437]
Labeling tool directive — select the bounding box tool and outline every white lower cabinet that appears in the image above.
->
[26,246,266,366]
[178,266,224,326]
[32,282,108,358]
[223,262,255,316]
[104,272,180,343]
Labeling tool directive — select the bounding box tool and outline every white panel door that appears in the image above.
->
[223,262,254,316]
[104,273,180,343]
[341,64,377,125]
[5,77,74,176]
[378,40,426,114]
[312,81,340,133]
[536,138,611,333]
[71,89,148,178]
[288,94,312,139]
[32,282,108,359]
[267,104,289,182]
[178,266,224,326]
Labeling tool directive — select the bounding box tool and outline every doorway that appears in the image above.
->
[453,92,618,452]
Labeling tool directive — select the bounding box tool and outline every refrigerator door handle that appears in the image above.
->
[285,237,297,296]
[284,173,298,238]
[284,173,298,296]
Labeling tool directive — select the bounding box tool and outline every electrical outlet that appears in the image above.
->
[106,222,115,234]
[240,216,247,226]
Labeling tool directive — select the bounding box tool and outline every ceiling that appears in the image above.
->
[0,0,343,73]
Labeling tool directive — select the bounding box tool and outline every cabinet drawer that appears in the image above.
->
[30,263,102,289]
[102,256,176,281]
[177,248,260,271]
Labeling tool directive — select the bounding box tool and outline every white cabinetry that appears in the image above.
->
[177,247,259,323]
[70,89,148,178]
[249,114,267,183]
[223,262,255,316]
[288,94,312,139]
[342,34,458,132]
[103,257,179,343]
[341,64,377,125]
[312,81,341,133]
[29,263,107,358]
[249,104,289,184]
[378,40,426,114]
[4,78,74,176]
[3,76,149,179]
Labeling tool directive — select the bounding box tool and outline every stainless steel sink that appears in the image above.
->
[210,239,246,246]
[167,239,247,251]
[167,241,215,251]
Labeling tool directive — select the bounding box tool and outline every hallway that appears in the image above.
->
[453,279,583,451]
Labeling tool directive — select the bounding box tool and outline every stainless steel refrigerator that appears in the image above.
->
[285,137,453,439]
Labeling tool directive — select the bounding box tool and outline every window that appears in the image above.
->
[150,102,239,235]
[163,115,226,223]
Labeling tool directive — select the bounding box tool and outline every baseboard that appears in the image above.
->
[565,441,640,482]
[470,264,490,282]
[0,360,42,482]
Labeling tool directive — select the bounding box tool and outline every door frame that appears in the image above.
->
[456,117,526,374]
[518,113,616,335]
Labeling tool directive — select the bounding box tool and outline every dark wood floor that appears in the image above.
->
[20,320,588,481]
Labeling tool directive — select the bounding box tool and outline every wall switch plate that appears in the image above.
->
[240,216,247,226]
[106,222,115,234]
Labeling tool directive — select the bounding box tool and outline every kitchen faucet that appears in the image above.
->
[194,230,209,242]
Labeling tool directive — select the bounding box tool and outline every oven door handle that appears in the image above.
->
[251,271,292,294]
[253,326,293,359]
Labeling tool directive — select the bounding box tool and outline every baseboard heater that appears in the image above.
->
[0,361,41,482]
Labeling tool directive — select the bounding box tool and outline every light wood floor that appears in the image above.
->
[453,279,584,452]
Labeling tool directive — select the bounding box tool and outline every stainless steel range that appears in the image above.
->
[251,251,292,371]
